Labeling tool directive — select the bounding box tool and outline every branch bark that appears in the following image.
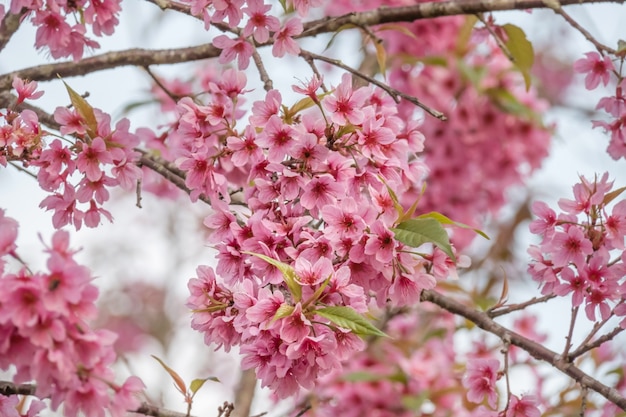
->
[420,289,626,410]
[0,9,28,53]
[1,0,623,91]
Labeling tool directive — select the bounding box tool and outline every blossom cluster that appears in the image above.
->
[2,77,142,230]
[0,210,144,417]
[4,0,120,61]
[528,173,626,324]
[573,51,626,160]
[178,67,470,397]
[327,0,553,248]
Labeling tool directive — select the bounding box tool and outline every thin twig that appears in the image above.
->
[143,66,184,104]
[420,289,626,410]
[251,49,274,92]
[475,13,514,61]
[546,1,617,55]
[0,9,28,53]
[0,380,199,417]
[488,294,556,318]
[300,49,447,120]
[569,325,625,360]
[562,306,579,360]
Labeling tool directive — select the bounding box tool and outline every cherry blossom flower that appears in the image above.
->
[272,18,302,57]
[12,77,44,104]
[574,51,615,90]
[213,35,254,69]
[323,73,371,126]
[505,394,541,417]
[242,0,280,43]
[462,358,500,408]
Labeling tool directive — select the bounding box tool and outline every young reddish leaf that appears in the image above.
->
[490,272,509,310]
[392,218,456,262]
[151,355,187,395]
[375,24,418,40]
[315,306,388,337]
[374,40,387,79]
[190,377,220,396]
[62,80,99,139]
[244,252,302,302]
[502,24,534,90]
[417,211,489,240]
[455,15,478,55]
[398,183,426,223]
[602,186,626,206]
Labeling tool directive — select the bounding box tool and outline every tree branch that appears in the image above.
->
[0,380,206,417]
[1,0,622,92]
[0,43,221,91]
[420,289,626,410]
[300,0,625,38]
[0,9,28,53]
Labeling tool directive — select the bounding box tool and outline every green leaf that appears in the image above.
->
[485,87,538,121]
[377,176,404,219]
[392,218,455,262]
[190,377,220,396]
[341,371,387,382]
[62,80,98,139]
[152,355,187,395]
[316,306,388,337]
[272,303,295,322]
[455,15,478,55]
[417,211,489,240]
[243,252,302,302]
[617,39,626,57]
[502,23,534,90]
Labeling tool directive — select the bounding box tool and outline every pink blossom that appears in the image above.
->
[323,73,370,125]
[0,395,20,417]
[462,358,500,408]
[256,115,296,162]
[0,209,18,257]
[272,18,302,58]
[573,51,615,90]
[364,220,396,264]
[529,201,557,238]
[280,303,311,344]
[250,90,282,127]
[212,0,244,26]
[76,137,113,181]
[213,35,254,70]
[294,257,333,286]
[506,394,541,417]
[12,77,44,104]
[299,174,343,215]
[242,0,280,43]
[33,10,71,54]
[549,226,593,267]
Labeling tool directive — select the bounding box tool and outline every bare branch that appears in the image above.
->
[0,380,201,417]
[0,9,28,53]
[569,325,626,360]
[231,369,257,417]
[300,49,447,120]
[0,44,221,91]
[1,0,622,92]
[300,0,626,38]
[544,1,617,54]
[420,289,626,410]
[488,294,556,318]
